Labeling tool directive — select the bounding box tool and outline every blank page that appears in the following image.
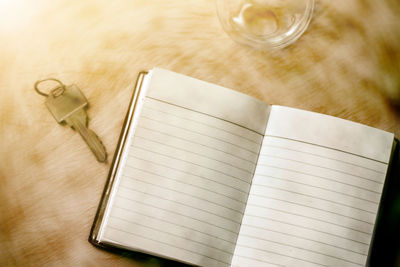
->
[98,69,270,266]
[232,106,394,267]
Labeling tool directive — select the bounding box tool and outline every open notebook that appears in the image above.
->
[89,68,398,267]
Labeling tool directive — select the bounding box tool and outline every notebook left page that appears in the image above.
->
[97,68,270,266]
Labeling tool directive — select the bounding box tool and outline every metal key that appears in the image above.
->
[35,79,107,162]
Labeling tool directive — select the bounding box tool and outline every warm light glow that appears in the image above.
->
[0,0,37,31]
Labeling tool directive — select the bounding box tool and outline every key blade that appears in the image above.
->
[65,109,107,162]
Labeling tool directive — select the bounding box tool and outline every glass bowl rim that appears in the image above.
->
[216,0,315,49]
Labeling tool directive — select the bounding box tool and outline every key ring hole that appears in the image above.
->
[51,86,65,97]
[34,78,66,97]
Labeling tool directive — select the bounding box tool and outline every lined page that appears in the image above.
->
[146,68,270,135]
[101,96,263,266]
[232,106,394,267]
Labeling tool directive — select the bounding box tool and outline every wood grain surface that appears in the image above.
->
[1,0,399,266]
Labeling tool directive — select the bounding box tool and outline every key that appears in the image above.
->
[43,82,107,162]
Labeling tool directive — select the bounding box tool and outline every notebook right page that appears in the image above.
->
[231,106,394,267]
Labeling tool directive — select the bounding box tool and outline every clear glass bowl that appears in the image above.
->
[216,0,315,49]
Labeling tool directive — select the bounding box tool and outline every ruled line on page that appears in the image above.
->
[140,115,259,154]
[255,174,379,204]
[261,143,385,174]
[124,163,247,205]
[142,104,262,144]
[259,154,384,184]
[137,124,257,164]
[257,163,382,194]
[244,194,374,244]
[233,230,367,266]
[113,190,241,255]
[144,96,261,138]
[262,134,389,172]
[240,216,370,254]
[242,203,371,246]
[128,155,250,196]
[239,223,368,255]
[233,230,364,267]
[248,194,374,227]
[234,248,330,267]
[115,195,240,236]
[236,242,364,266]
[265,134,388,164]
[113,205,237,245]
[137,107,261,162]
[119,180,243,224]
[232,254,293,267]
[133,135,254,174]
[130,145,252,184]
[146,95,266,137]
[250,184,378,216]
[254,166,382,203]
[246,202,373,235]
[122,165,248,213]
[235,227,368,264]
[134,123,257,171]
[136,120,258,167]
[110,215,235,255]
[122,168,245,215]
[127,147,250,193]
[237,233,366,263]
[106,226,231,265]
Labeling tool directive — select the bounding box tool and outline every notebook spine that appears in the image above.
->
[89,71,148,244]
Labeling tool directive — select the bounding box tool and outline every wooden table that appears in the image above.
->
[1,0,399,266]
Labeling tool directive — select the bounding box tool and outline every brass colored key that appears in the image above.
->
[35,79,107,162]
